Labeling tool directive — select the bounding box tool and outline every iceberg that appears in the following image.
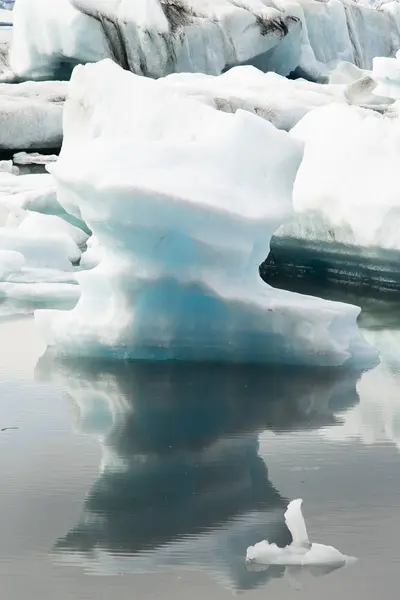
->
[36,358,361,589]
[9,0,400,82]
[34,59,376,367]
[0,80,67,150]
[0,59,390,154]
[12,152,59,166]
[159,66,350,131]
[264,100,400,296]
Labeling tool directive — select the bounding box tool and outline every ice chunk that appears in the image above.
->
[0,80,67,150]
[0,249,24,279]
[0,8,12,25]
[246,498,356,567]
[0,227,79,270]
[0,159,18,175]
[0,171,90,234]
[0,171,82,308]
[284,498,310,548]
[36,60,376,367]
[286,104,400,251]
[13,152,58,166]
[160,66,349,131]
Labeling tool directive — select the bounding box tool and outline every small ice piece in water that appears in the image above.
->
[246,498,356,568]
[0,160,18,175]
[13,151,58,165]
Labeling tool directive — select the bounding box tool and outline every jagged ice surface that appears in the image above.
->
[9,0,400,82]
[34,59,376,367]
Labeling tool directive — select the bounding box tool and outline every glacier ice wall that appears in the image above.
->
[9,0,400,82]
[34,59,376,367]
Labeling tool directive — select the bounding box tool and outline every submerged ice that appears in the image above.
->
[32,59,376,367]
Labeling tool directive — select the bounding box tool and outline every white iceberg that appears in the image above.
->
[9,0,400,82]
[0,80,67,150]
[287,103,400,250]
[0,170,84,309]
[13,151,58,166]
[266,101,400,293]
[34,59,376,367]
[159,66,350,131]
[246,498,356,568]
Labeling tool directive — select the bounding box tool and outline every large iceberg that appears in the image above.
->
[9,0,400,82]
[34,59,376,367]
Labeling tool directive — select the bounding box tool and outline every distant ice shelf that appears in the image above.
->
[9,0,400,82]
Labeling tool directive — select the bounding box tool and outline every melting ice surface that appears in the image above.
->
[246,498,356,569]
[29,59,376,368]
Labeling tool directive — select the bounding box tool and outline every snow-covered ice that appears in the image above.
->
[0,170,84,308]
[0,80,67,150]
[275,103,400,253]
[13,151,58,165]
[9,0,400,82]
[33,59,376,367]
[160,66,350,131]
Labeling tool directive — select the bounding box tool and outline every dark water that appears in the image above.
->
[1,311,400,599]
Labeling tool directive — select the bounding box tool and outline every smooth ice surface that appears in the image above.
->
[36,60,376,367]
[0,80,67,149]
[278,104,400,251]
[246,498,356,567]
[9,0,400,82]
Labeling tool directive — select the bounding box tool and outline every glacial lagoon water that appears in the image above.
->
[1,301,400,599]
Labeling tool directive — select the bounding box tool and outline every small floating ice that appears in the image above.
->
[13,152,58,166]
[246,498,356,568]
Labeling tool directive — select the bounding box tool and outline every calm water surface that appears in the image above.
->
[1,308,400,599]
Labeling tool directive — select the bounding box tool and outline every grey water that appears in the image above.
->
[1,302,400,599]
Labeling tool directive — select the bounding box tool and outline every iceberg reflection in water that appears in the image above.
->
[36,358,363,591]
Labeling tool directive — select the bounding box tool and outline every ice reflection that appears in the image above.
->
[321,327,400,451]
[36,358,363,591]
